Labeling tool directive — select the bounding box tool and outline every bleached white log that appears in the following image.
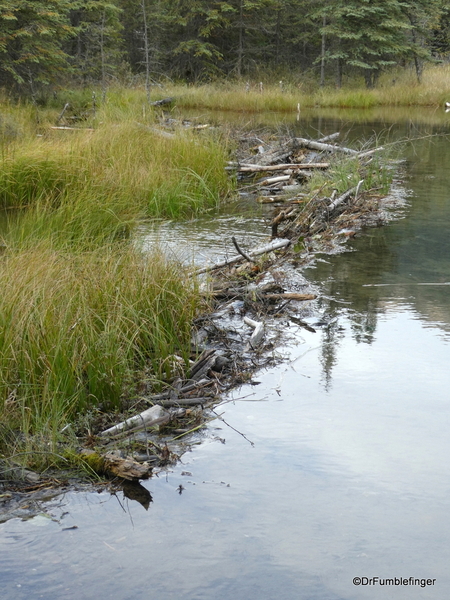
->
[100,405,170,437]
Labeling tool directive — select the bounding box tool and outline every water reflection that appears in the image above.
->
[302,130,450,390]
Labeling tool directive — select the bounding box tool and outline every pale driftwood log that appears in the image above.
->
[100,404,170,437]
[317,132,340,143]
[244,316,265,348]
[260,174,291,185]
[234,162,330,172]
[192,238,291,275]
[243,140,294,166]
[327,181,363,213]
[356,147,385,159]
[294,137,358,155]
[51,126,95,131]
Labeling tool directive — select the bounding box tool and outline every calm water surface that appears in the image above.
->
[2,111,450,600]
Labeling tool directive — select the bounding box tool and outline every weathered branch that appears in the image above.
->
[294,137,358,155]
[100,405,170,437]
[233,162,330,172]
[232,236,255,262]
[192,238,291,275]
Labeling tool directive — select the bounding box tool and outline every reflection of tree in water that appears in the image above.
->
[317,300,345,391]
[309,229,397,388]
[349,300,378,344]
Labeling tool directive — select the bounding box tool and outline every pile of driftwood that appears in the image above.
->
[228,131,390,252]
[76,130,392,485]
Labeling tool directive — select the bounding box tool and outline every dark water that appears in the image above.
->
[1,111,450,600]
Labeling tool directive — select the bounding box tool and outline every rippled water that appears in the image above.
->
[2,111,450,600]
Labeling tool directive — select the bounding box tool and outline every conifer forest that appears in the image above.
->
[1,0,449,96]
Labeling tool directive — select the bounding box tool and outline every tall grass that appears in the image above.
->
[0,123,232,221]
[0,95,231,468]
[305,140,395,200]
[0,243,199,440]
[151,63,450,112]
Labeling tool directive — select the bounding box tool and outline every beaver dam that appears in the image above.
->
[0,125,404,507]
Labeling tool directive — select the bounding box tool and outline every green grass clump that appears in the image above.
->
[0,123,232,222]
[0,243,199,439]
[305,144,394,200]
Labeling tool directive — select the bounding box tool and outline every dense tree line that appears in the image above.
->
[0,0,449,95]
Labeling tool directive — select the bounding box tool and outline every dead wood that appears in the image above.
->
[328,185,360,213]
[100,405,170,437]
[234,162,330,172]
[232,236,256,262]
[294,137,358,155]
[80,449,152,481]
[244,316,265,348]
[56,103,70,124]
[50,126,95,131]
[192,238,291,275]
[317,132,340,143]
[157,397,214,407]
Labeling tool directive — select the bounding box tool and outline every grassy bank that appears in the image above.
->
[0,125,231,220]
[0,244,199,438]
[160,63,450,112]
[0,98,233,471]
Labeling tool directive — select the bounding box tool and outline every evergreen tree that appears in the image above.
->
[0,0,74,94]
[319,0,413,87]
[69,1,123,87]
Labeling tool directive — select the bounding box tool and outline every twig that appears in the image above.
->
[232,236,255,263]
[211,410,254,446]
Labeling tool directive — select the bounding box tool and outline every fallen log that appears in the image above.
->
[50,126,95,131]
[192,238,291,275]
[294,137,358,155]
[260,174,291,185]
[235,162,330,172]
[100,404,170,437]
[327,182,363,213]
[356,146,385,159]
[317,132,340,143]
[79,449,152,481]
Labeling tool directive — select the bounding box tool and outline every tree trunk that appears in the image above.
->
[141,0,151,102]
[237,0,244,78]
[320,15,326,87]
[335,57,342,88]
